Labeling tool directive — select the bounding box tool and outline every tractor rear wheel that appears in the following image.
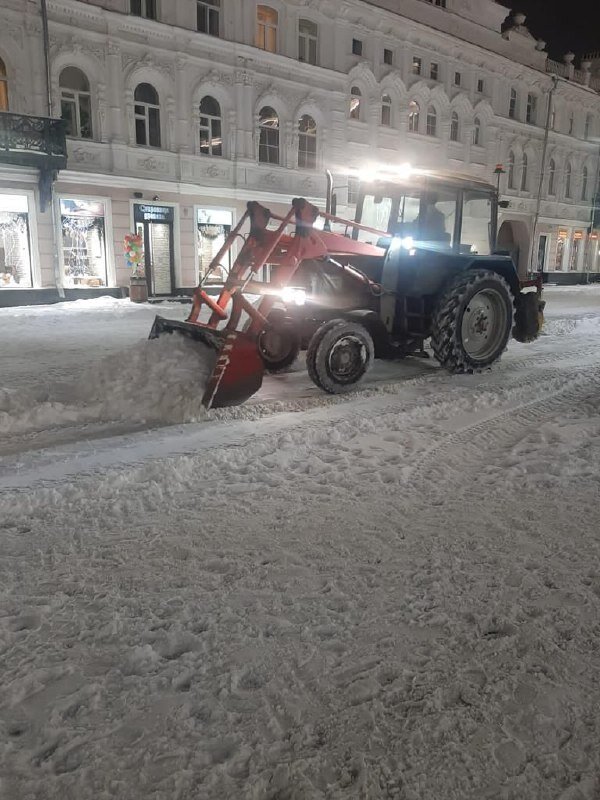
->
[306,319,374,394]
[258,319,301,373]
[431,270,514,373]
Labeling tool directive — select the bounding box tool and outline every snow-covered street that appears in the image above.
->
[1,286,600,799]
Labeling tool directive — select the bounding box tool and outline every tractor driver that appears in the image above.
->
[415,192,448,244]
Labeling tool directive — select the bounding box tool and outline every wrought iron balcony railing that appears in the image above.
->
[0,111,67,170]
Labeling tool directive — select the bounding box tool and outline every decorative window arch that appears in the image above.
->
[199,95,222,156]
[349,86,362,120]
[472,116,482,146]
[509,87,517,119]
[258,105,279,164]
[298,19,318,65]
[381,94,392,127]
[257,5,278,53]
[582,166,588,200]
[507,150,515,189]
[548,158,556,195]
[298,113,317,169]
[0,56,8,111]
[60,67,92,139]
[134,82,161,147]
[408,99,420,133]
[565,161,572,198]
[520,153,528,191]
[450,111,459,142]
[426,105,437,136]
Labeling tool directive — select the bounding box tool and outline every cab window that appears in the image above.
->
[461,191,492,255]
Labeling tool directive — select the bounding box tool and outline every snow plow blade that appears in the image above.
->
[149,316,264,409]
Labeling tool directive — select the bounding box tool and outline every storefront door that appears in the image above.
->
[134,204,175,296]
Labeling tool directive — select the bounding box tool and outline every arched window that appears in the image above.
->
[565,162,572,198]
[298,114,317,169]
[381,94,392,127]
[548,158,556,195]
[256,5,278,53]
[408,100,420,133]
[472,116,481,146]
[298,19,318,65]
[450,112,459,142]
[582,166,588,200]
[584,113,592,140]
[258,106,279,164]
[426,105,437,136]
[199,96,222,156]
[0,56,8,111]
[520,153,528,191]
[507,151,515,189]
[349,86,361,120]
[60,67,92,139]
[134,83,161,147]
[509,87,517,119]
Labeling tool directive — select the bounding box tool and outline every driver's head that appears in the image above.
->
[422,191,438,206]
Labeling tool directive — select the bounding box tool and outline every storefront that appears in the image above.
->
[133,202,176,296]
[59,197,110,288]
[0,193,34,288]
[196,207,233,284]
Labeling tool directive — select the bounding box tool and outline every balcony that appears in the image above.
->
[0,111,67,171]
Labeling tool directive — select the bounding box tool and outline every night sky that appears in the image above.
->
[498,0,600,62]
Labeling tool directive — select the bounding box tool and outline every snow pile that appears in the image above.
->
[0,335,215,434]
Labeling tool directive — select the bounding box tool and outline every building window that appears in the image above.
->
[568,112,574,135]
[59,67,92,140]
[507,151,515,189]
[347,176,359,205]
[298,19,318,65]
[256,5,278,52]
[565,162,572,198]
[381,94,392,127]
[130,0,157,19]
[412,56,422,76]
[0,194,33,288]
[570,232,582,270]
[408,100,420,133]
[197,0,220,36]
[349,86,362,120]
[0,57,8,111]
[383,48,393,66]
[352,38,363,56]
[477,78,484,93]
[298,114,317,169]
[258,106,279,164]
[520,153,528,191]
[582,166,588,200]
[426,105,437,136]
[430,62,439,81]
[199,95,222,156]
[453,71,461,86]
[472,116,481,146]
[536,234,548,271]
[450,111,459,142]
[509,88,517,119]
[584,113,592,140]
[526,93,537,124]
[60,198,108,288]
[548,158,556,195]
[134,83,161,147]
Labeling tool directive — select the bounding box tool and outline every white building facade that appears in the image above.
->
[0,0,599,304]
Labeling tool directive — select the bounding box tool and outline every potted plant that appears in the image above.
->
[124,233,147,303]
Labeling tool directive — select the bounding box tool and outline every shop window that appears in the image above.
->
[349,86,362,120]
[256,5,278,53]
[450,112,459,142]
[507,151,515,189]
[555,229,567,269]
[408,100,420,133]
[199,95,222,156]
[60,198,108,288]
[258,106,279,164]
[197,208,232,284]
[0,56,8,111]
[130,0,157,19]
[536,234,548,271]
[381,94,392,127]
[509,87,517,119]
[298,19,318,65]
[426,105,437,136]
[298,114,317,169]
[520,153,528,191]
[570,231,582,270]
[60,67,92,139]
[197,0,220,36]
[565,162,572,198]
[548,159,556,195]
[0,194,32,288]
[134,83,161,147]
[472,116,481,146]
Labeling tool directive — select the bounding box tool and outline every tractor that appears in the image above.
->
[150,167,543,408]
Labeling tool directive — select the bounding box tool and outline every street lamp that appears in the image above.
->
[493,163,505,196]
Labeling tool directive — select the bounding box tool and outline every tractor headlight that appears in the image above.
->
[400,236,415,250]
[280,287,307,306]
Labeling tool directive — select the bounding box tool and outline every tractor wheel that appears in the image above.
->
[431,270,514,373]
[306,319,374,394]
[258,319,301,373]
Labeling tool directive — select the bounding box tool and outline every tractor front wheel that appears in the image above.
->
[306,319,375,394]
[431,270,514,373]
